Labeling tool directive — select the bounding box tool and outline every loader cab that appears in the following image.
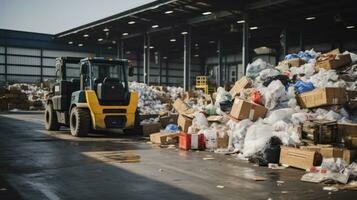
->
[79,57,130,105]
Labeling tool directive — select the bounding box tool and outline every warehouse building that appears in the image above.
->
[1,0,357,89]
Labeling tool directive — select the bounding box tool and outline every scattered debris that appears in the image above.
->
[216,185,225,189]
[252,176,267,181]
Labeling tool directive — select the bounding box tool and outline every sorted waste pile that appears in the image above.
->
[147,48,357,190]
[0,83,49,111]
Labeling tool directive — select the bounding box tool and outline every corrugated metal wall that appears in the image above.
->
[0,45,203,87]
[0,46,94,83]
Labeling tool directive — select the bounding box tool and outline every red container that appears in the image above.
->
[179,132,205,151]
[191,133,205,150]
[179,132,191,150]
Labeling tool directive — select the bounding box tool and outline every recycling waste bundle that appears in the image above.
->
[146,48,357,189]
[0,83,49,111]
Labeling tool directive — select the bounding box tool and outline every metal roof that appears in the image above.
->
[55,0,357,57]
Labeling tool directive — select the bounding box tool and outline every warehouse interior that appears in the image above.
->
[1,0,357,199]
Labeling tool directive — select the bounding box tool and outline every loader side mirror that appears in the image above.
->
[128,66,134,77]
[80,64,88,74]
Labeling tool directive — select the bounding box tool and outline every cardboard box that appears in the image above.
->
[279,146,322,170]
[150,132,178,145]
[229,76,251,98]
[217,132,229,149]
[207,115,223,123]
[280,58,306,68]
[173,99,195,115]
[159,114,179,128]
[343,150,356,164]
[141,122,161,137]
[315,54,351,70]
[178,114,193,133]
[230,98,267,121]
[296,87,347,108]
[319,147,344,158]
[337,123,357,149]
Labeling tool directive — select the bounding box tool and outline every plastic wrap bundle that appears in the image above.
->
[242,121,274,157]
[263,108,296,124]
[285,49,319,63]
[201,128,217,150]
[343,51,357,64]
[227,119,253,151]
[190,112,209,131]
[215,87,232,106]
[256,68,280,82]
[129,82,184,114]
[260,80,289,110]
[308,69,346,88]
[290,63,316,78]
[246,59,273,79]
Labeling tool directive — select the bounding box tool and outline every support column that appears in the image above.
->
[118,40,124,59]
[280,28,288,58]
[40,49,43,82]
[299,31,305,51]
[183,32,191,91]
[4,46,7,83]
[136,51,140,82]
[165,58,169,85]
[143,33,150,84]
[242,14,250,76]
[158,51,162,85]
[217,39,222,86]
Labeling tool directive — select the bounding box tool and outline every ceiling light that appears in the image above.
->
[112,40,117,44]
[108,46,112,49]
[165,10,173,14]
[126,51,131,54]
[170,38,176,42]
[78,44,83,47]
[305,16,316,20]
[194,54,199,57]
[122,32,129,36]
[209,40,215,44]
[181,31,188,35]
[97,38,103,42]
[68,41,73,44]
[250,26,258,30]
[128,21,136,25]
[202,11,212,15]
[347,25,355,29]
[149,46,154,49]
[83,34,89,38]
[152,25,159,29]
[163,56,168,59]
[103,28,110,32]
[195,43,199,47]
[237,20,245,24]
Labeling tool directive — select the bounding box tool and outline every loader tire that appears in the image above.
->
[44,103,60,131]
[70,107,90,137]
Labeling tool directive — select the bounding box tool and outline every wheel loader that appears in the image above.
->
[44,57,138,137]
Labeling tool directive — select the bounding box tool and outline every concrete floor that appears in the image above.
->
[0,112,356,200]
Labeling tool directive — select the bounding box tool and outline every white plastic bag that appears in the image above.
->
[263,108,296,124]
[242,122,273,157]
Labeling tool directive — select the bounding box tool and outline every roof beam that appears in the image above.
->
[245,0,293,10]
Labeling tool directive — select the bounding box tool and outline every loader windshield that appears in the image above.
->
[92,63,125,81]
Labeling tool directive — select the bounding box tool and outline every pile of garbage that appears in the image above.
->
[147,48,357,189]
[0,83,49,111]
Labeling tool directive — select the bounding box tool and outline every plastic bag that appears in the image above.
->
[201,128,217,150]
[261,80,288,110]
[294,80,315,94]
[250,90,263,105]
[215,87,232,106]
[191,112,209,130]
[291,112,309,125]
[272,120,289,131]
[264,108,296,124]
[248,136,282,166]
[165,124,179,132]
[242,122,273,157]
[246,59,273,79]
[227,119,253,151]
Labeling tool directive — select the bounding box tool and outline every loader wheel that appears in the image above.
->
[44,103,60,131]
[70,107,90,137]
